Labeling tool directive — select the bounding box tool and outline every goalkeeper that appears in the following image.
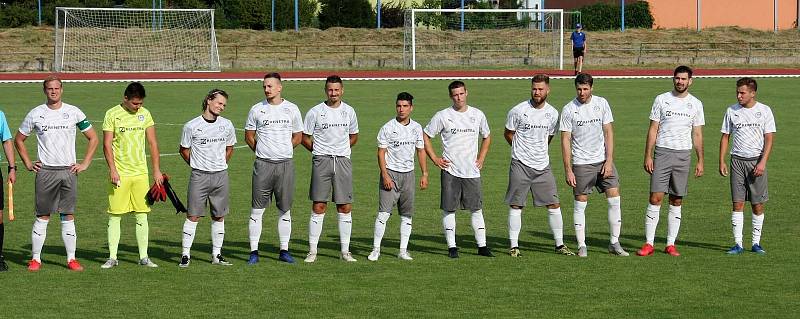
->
[101,82,163,269]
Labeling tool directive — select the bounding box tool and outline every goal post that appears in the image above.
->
[403,8,564,70]
[54,7,220,72]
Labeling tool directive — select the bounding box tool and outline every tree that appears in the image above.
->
[318,0,375,29]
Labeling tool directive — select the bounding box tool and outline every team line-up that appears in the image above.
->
[0,66,775,271]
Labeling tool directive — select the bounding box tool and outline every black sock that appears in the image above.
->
[0,222,4,256]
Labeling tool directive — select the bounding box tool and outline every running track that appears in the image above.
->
[1,68,799,82]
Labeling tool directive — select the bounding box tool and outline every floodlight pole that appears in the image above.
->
[377,0,382,29]
[271,0,275,31]
[294,0,299,31]
[38,0,42,25]
[461,0,465,32]
[696,0,701,31]
[620,0,625,32]
[774,0,778,33]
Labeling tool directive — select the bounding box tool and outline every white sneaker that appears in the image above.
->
[367,248,380,261]
[101,258,118,269]
[304,252,317,263]
[139,257,159,268]
[608,242,630,257]
[577,246,588,258]
[397,250,413,260]
[211,254,233,266]
[340,252,357,262]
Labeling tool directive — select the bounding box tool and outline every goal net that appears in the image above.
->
[54,7,220,72]
[403,8,564,70]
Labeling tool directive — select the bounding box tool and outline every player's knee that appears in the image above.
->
[649,193,664,205]
[187,215,201,222]
[337,204,352,214]
[668,195,683,206]
[732,202,745,211]
[59,213,74,221]
[546,203,560,209]
[752,204,765,215]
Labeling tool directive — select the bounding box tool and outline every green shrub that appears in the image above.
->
[318,0,375,29]
[578,0,653,31]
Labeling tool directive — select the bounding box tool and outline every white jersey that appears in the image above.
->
[424,105,490,178]
[303,101,359,158]
[18,103,91,166]
[180,116,237,172]
[244,99,304,160]
[720,102,776,158]
[377,118,424,173]
[506,100,559,170]
[650,92,705,150]
[560,95,614,165]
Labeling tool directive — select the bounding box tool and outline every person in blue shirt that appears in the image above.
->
[570,23,587,75]
[0,109,17,271]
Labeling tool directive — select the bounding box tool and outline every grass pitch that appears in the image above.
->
[0,77,797,318]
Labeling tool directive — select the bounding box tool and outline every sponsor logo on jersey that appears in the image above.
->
[118,127,146,133]
[199,137,227,144]
[449,128,476,134]
[576,118,601,126]
[320,122,349,130]
[665,110,692,118]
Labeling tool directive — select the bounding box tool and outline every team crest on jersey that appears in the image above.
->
[470,116,476,123]
[138,115,145,122]
[218,125,225,132]
[283,108,290,114]
[545,113,552,119]
[341,110,347,118]
[593,105,600,112]
[687,103,693,109]
[755,112,762,118]
[62,113,69,119]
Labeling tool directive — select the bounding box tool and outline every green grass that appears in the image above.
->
[0,78,797,318]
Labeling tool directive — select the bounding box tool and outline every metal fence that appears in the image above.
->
[2,40,800,72]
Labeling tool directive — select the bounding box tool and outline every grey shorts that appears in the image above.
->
[252,158,295,212]
[378,170,416,216]
[730,155,769,204]
[505,159,559,207]
[310,155,353,204]
[440,170,482,211]
[573,162,620,196]
[187,169,230,217]
[650,147,691,196]
[35,166,77,216]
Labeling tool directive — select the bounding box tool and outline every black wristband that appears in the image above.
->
[7,166,16,172]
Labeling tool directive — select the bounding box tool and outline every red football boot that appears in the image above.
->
[636,243,655,256]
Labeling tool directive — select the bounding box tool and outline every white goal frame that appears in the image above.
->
[54,7,220,72]
[404,8,564,70]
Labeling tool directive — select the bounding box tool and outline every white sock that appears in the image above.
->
[471,209,487,247]
[60,219,77,261]
[211,220,224,257]
[508,208,522,248]
[666,205,682,246]
[548,207,565,247]
[181,219,198,256]
[573,200,587,247]
[277,210,292,251]
[32,217,49,262]
[399,215,412,251]
[248,208,265,252]
[752,213,764,245]
[732,211,744,247]
[308,213,325,253]
[442,211,457,248]
[644,204,661,245]
[338,212,353,253]
[373,211,391,249]
[607,196,622,244]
